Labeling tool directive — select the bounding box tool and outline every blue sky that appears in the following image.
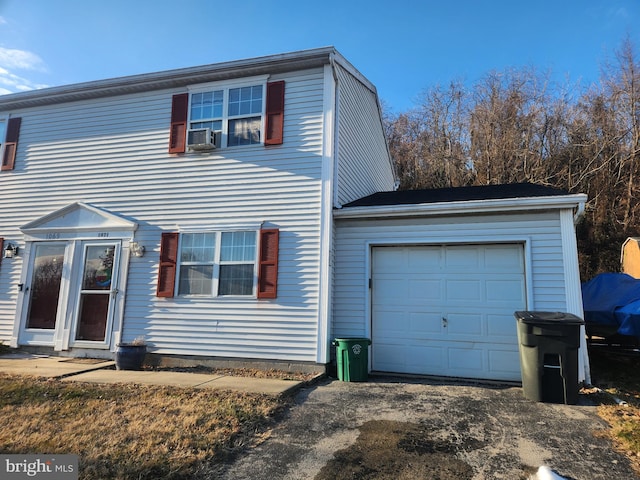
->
[0,0,638,112]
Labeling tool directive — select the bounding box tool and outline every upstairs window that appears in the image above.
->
[168,81,284,154]
[189,84,263,149]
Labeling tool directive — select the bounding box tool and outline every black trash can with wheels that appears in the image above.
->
[514,311,584,404]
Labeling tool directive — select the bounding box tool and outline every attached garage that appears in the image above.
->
[332,183,590,383]
[371,244,526,381]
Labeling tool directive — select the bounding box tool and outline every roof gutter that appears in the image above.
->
[0,47,337,110]
[333,193,589,219]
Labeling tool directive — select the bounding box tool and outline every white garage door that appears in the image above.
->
[371,244,526,381]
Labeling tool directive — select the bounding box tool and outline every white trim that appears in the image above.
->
[367,241,529,379]
[186,74,270,93]
[364,237,534,334]
[179,222,262,233]
[0,115,7,162]
[21,202,138,236]
[334,194,589,219]
[316,63,337,364]
[560,208,590,384]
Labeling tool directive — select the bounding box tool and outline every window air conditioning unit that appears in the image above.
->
[187,128,218,151]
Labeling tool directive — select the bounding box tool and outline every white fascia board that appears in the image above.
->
[333,194,588,219]
[0,47,337,111]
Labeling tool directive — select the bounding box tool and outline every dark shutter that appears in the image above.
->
[257,229,279,299]
[1,117,21,171]
[168,94,189,154]
[265,81,285,145]
[156,232,179,297]
[0,238,3,265]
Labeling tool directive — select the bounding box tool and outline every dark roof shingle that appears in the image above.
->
[342,183,570,208]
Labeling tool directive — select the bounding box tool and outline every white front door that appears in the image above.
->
[70,242,120,348]
[19,241,122,349]
[19,243,68,346]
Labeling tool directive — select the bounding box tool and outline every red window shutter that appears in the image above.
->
[156,232,179,297]
[1,117,21,171]
[265,81,285,145]
[168,94,188,154]
[257,228,279,299]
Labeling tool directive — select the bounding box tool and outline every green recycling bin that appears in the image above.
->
[333,338,371,382]
[514,311,584,404]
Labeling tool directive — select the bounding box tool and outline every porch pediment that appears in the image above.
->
[21,202,137,234]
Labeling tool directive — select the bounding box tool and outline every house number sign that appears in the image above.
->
[43,232,110,240]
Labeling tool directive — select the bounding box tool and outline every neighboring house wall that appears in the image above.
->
[334,62,395,206]
[332,211,569,339]
[0,67,330,362]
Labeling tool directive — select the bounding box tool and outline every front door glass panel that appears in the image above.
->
[26,244,65,329]
[75,245,115,341]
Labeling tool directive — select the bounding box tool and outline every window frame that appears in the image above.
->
[176,228,259,298]
[187,75,269,150]
[0,116,7,160]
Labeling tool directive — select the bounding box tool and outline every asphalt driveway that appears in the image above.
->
[219,376,637,480]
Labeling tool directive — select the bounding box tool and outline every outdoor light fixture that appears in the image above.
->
[130,242,145,258]
[4,243,18,259]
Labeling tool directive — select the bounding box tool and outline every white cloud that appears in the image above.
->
[0,48,49,94]
[0,47,47,72]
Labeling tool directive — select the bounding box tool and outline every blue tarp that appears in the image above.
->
[582,273,640,338]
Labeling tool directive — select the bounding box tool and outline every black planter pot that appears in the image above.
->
[115,344,146,370]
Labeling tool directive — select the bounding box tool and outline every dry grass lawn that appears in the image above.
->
[589,347,640,475]
[0,373,288,479]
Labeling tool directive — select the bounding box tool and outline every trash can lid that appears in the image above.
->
[514,311,584,325]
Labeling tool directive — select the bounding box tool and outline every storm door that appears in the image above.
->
[71,243,120,345]
[20,243,67,345]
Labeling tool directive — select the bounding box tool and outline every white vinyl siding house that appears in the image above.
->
[0,48,588,382]
[0,48,395,368]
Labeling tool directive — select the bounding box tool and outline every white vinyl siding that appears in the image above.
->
[334,63,395,206]
[332,211,568,341]
[0,68,327,362]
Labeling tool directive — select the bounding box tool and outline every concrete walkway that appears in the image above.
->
[0,353,304,396]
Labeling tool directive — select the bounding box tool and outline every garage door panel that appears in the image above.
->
[444,247,480,269]
[446,279,482,301]
[372,244,525,381]
[448,347,484,373]
[373,309,410,338]
[409,312,443,335]
[375,248,407,270]
[407,247,441,271]
[488,349,521,376]
[407,344,444,371]
[409,280,443,300]
[486,279,526,303]
[487,314,519,338]
[446,313,483,336]
[375,278,409,300]
[485,245,524,270]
